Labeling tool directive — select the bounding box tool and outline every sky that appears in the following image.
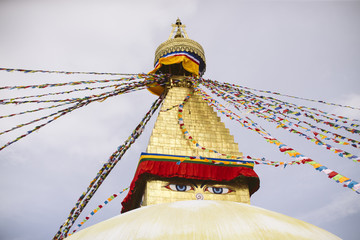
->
[0,0,359,239]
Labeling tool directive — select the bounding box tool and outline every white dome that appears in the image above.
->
[66,200,340,240]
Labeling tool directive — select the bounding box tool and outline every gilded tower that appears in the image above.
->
[121,18,259,212]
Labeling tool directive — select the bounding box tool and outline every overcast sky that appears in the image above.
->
[0,1,359,239]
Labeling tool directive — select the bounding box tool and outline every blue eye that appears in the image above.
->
[165,184,193,192]
[212,187,223,194]
[207,187,231,194]
[176,185,187,191]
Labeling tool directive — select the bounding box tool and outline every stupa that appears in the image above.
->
[65,19,340,240]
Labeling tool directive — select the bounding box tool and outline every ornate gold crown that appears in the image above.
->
[153,18,206,72]
[154,38,206,66]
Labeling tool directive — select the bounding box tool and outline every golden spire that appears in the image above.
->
[122,19,259,213]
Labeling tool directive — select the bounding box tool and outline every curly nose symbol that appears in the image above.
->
[195,193,204,200]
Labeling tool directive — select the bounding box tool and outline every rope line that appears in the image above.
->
[0,75,160,90]
[0,67,139,76]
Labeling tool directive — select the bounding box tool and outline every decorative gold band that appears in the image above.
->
[154,38,206,66]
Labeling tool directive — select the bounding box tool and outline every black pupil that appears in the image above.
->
[176,185,187,191]
[213,187,223,194]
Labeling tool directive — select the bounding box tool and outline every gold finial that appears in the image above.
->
[175,18,182,26]
[168,18,189,40]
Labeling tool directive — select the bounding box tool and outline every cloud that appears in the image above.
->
[331,94,360,120]
[298,192,360,224]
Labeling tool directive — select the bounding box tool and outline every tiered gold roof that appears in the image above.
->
[147,86,242,159]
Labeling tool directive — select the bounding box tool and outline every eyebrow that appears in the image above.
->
[200,181,208,188]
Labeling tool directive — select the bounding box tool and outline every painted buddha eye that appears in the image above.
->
[206,187,232,194]
[165,184,193,192]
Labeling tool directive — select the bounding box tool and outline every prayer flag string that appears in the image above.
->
[67,187,129,236]
[0,74,164,90]
[240,87,358,127]
[0,83,131,102]
[188,80,360,194]
[201,80,360,144]
[0,102,86,151]
[177,91,280,165]
[178,87,304,166]
[0,67,138,76]
[203,82,360,157]
[219,89,360,162]
[0,102,74,119]
[204,79,360,127]
[0,103,82,136]
[0,85,148,104]
[0,78,167,152]
[207,78,360,111]
[202,79,360,134]
[53,93,166,240]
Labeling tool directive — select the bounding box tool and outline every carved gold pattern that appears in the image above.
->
[154,38,206,66]
[167,76,194,88]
